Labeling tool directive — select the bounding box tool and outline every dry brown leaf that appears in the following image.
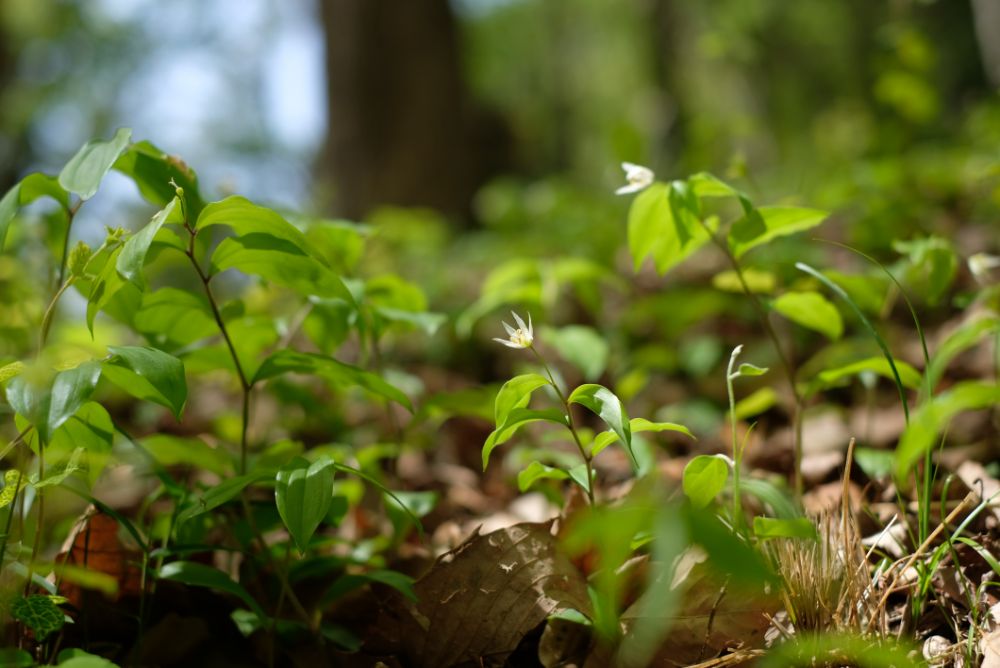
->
[369,521,591,667]
[56,508,143,607]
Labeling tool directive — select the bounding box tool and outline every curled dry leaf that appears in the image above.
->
[56,508,144,607]
[369,521,591,668]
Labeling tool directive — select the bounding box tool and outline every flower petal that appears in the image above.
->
[511,311,528,332]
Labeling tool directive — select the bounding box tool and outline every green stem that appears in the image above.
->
[699,221,804,498]
[25,443,44,596]
[54,200,82,290]
[530,347,595,505]
[38,278,75,354]
[726,347,742,531]
[182,223,252,472]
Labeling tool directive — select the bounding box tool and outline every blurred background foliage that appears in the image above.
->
[1,0,999,445]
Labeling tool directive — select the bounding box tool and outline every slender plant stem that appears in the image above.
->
[699,221,805,498]
[38,278,74,354]
[530,347,595,505]
[54,201,82,290]
[24,444,44,596]
[726,347,742,531]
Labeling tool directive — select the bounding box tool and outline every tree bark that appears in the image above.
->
[318,0,509,223]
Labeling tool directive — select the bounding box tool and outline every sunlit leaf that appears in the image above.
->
[729,207,827,259]
[682,455,729,508]
[58,128,132,201]
[771,291,843,340]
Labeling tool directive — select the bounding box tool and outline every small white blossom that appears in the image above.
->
[968,253,1000,281]
[493,311,534,349]
[615,162,654,195]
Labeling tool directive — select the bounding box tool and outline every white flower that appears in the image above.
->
[968,253,1000,281]
[615,162,654,195]
[493,311,534,349]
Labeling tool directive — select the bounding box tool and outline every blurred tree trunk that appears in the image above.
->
[971,0,1000,87]
[318,0,509,223]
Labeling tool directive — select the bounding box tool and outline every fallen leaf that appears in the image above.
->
[56,507,144,607]
[981,629,1000,668]
[369,521,591,667]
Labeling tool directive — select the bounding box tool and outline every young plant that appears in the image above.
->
[483,311,691,505]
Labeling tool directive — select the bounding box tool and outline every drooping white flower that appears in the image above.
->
[615,162,654,195]
[968,253,1000,281]
[493,311,534,349]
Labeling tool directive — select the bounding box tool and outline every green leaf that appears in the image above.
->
[568,384,634,470]
[11,594,65,641]
[590,417,694,457]
[0,470,27,508]
[0,361,24,383]
[210,234,352,301]
[6,362,102,443]
[0,174,70,251]
[33,447,85,488]
[86,244,129,333]
[729,207,827,258]
[493,373,551,428]
[276,457,336,553]
[771,291,843,340]
[752,516,818,540]
[682,455,729,508]
[567,463,592,494]
[0,648,33,667]
[543,325,609,380]
[734,362,769,377]
[853,447,893,480]
[141,434,232,477]
[158,561,265,620]
[133,287,217,348]
[114,140,204,217]
[384,490,438,536]
[176,474,268,524]
[628,182,712,274]
[804,357,921,397]
[116,197,181,283]
[733,387,778,421]
[482,408,567,470]
[253,350,411,411]
[517,461,570,492]
[45,403,114,486]
[103,346,187,419]
[925,315,1000,393]
[895,381,1000,479]
[55,650,119,668]
[58,128,132,201]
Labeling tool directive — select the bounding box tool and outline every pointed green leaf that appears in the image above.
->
[253,350,411,411]
[158,561,265,619]
[682,455,729,508]
[771,291,843,340]
[6,362,102,443]
[58,128,132,200]
[805,357,921,397]
[276,456,336,553]
[735,362,769,377]
[729,206,827,258]
[493,373,551,428]
[116,197,181,283]
[925,315,1000,392]
[141,434,232,477]
[568,384,634,470]
[895,381,1000,479]
[517,461,570,492]
[482,408,567,470]
[114,140,204,217]
[103,346,187,419]
[176,473,268,524]
[0,470,27,508]
[753,516,818,540]
[628,182,712,274]
[591,417,694,457]
[0,174,70,251]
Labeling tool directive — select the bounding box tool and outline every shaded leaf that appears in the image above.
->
[253,349,411,411]
[11,595,64,641]
[103,346,186,419]
[158,561,265,620]
[483,408,567,470]
[276,456,336,553]
[116,197,181,283]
